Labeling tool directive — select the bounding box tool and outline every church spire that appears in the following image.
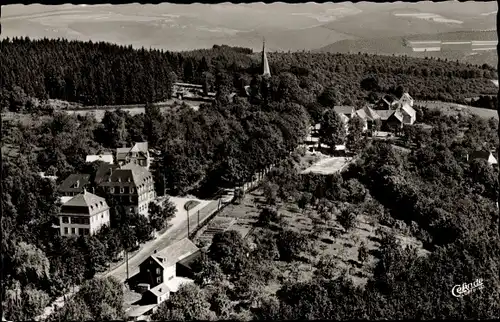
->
[262,38,271,77]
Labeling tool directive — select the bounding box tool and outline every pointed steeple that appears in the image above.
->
[262,38,271,77]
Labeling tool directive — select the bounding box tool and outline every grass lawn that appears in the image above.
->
[415,100,498,119]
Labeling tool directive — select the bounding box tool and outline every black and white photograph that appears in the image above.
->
[1,1,499,321]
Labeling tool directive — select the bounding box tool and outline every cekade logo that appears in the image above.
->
[451,278,484,297]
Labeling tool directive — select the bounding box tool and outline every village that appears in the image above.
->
[38,48,498,319]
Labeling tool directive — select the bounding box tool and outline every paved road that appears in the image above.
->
[103,200,220,282]
[35,200,220,321]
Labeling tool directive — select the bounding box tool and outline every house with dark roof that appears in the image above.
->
[468,148,498,165]
[375,95,398,110]
[59,174,91,197]
[139,238,200,305]
[116,142,150,169]
[59,190,110,236]
[97,162,156,215]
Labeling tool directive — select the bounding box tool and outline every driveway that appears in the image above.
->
[103,199,220,282]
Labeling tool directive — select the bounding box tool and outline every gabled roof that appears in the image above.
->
[355,109,367,120]
[334,106,355,115]
[116,142,149,161]
[338,113,350,124]
[362,105,381,120]
[376,110,395,121]
[400,92,413,101]
[86,154,114,164]
[98,162,152,187]
[59,174,91,193]
[148,283,170,298]
[62,190,109,215]
[400,104,416,120]
[383,94,398,103]
[390,109,405,123]
[94,163,119,185]
[152,238,199,268]
[470,149,498,164]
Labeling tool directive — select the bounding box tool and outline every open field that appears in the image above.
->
[301,156,351,175]
[65,100,204,121]
[415,100,498,119]
[319,30,497,66]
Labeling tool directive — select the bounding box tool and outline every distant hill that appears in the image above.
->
[318,30,498,67]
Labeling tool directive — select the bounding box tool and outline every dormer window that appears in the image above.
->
[110,187,115,193]
[90,205,94,211]
[100,201,104,207]
[120,188,124,194]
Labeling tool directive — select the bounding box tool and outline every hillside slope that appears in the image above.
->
[319,30,498,67]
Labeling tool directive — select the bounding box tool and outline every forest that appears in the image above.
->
[1,37,499,321]
[1,37,497,111]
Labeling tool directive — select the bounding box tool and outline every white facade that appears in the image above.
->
[59,208,110,236]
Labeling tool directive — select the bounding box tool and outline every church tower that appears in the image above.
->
[262,39,271,77]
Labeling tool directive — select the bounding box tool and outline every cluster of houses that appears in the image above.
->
[304,92,498,166]
[305,92,417,154]
[56,142,156,237]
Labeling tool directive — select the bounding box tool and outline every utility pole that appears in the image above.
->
[187,209,190,236]
[126,249,129,282]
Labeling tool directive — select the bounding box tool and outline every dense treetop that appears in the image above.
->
[1,37,497,111]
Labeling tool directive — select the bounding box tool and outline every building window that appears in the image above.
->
[83,218,90,225]
[120,188,124,194]
[156,268,161,275]
[79,228,83,236]
[101,214,104,219]
[130,187,135,193]
[64,227,68,235]
[156,277,161,284]
[62,216,69,224]
[84,228,90,235]
[72,217,79,224]
[110,187,115,193]
[71,228,76,235]
[129,196,133,203]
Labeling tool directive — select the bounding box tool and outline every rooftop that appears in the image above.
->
[97,162,152,187]
[61,190,109,214]
[376,110,395,120]
[59,174,91,192]
[86,154,114,164]
[152,238,199,268]
[334,106,355,115]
